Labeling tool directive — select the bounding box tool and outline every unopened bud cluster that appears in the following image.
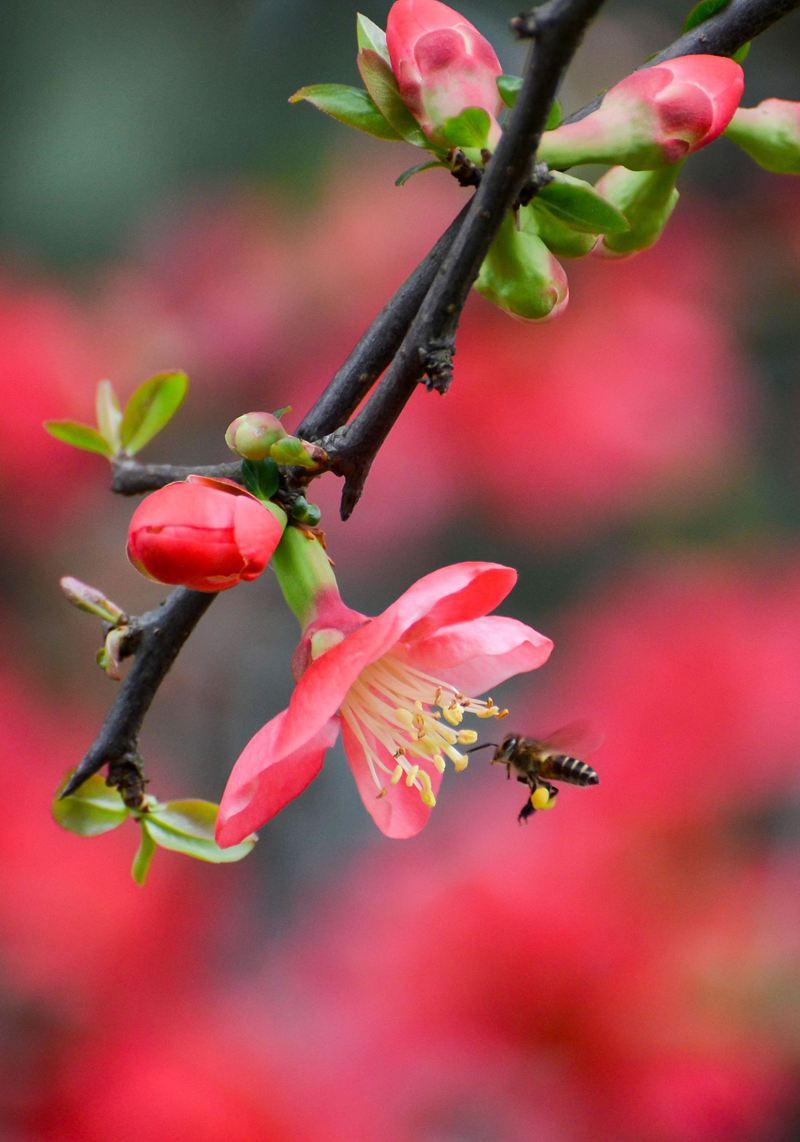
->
[226,411,322,470]
[295,2,760,322]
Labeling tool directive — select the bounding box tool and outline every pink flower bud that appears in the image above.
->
[386,0,503,147]
[127,476,283,592]
[225,411,287,460]
[539,55,743,171]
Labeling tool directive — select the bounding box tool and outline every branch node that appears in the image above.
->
[108,753,147,810]
[423,343,455,394]
[510,11,539,40]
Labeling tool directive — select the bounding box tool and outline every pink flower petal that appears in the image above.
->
[216,709,339,847]
[276,563,518,759]
[340,719,440,839]
[405,615,554,694]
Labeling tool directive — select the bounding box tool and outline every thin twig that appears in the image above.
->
[60,589,218,799]
[111,457,243,495]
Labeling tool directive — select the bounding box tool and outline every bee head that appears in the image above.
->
[497,734,518,759]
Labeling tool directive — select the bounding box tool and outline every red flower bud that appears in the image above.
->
[539,55,743,170]
[127,476,283,592]
[386,0,503,147]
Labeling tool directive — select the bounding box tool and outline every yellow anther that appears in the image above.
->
[405,764,420,787]
[395,708,414,727]
[390,764,404,785]
[376,788,388,800]
[393,746,407,758]
[431,753,446,774]
[442,705,464,726]
[433,686,443,705]
[417,769,436,808]
[476,707,499,719]
[449,749,469,773]
[496,708,509,719]
[531,786,551,811]
[457,729,478,745]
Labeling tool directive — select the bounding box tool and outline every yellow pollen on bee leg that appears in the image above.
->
[543,792,558,810]
[531,786,551,811]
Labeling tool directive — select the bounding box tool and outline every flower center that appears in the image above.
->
[340,653,507,808]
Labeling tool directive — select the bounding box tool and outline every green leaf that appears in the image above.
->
[52,771,129,837]
[241,458,280,500]
[537,171,629,235]
[395,160,445,186]
[95,380,123,453]
[142,800,257,864]
[440,108,491,149]
[546,99,563,131]
[44,420,113,457]
[497,74,522,109]
[290,83,402,141]
[120,370,188,456]
[683,0,731,33]
[357,50,428,148]
[356,12,390,63]
[732,41,750,64]
[131,822,157,885]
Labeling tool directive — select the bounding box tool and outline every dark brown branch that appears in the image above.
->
[324,0,607,518]
[60,588,218,800]
[111,457,243,495]
[297,202,471,441]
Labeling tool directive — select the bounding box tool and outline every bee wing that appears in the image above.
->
[537,719,604,757]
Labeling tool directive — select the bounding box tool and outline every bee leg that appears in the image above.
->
[518,797,536,824]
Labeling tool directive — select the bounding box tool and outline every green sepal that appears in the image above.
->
[241,458,280,501]
[525,202,598,258]
[95,380,123,453]
[357,50,428,148]
[131,822,157,885]
[120,370,188,456]
[497,74,521,109]
[141,800,257,864]
[289,84,403,141]
[52,771,130,837]
[395,160,445,186]
[44,420,113,457]
[537,171,629,235]
[356,12,390,63]
[440,108,491,149]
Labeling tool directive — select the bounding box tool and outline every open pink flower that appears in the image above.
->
[216,562,552,843]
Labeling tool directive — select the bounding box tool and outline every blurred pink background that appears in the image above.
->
[2,2,800,1139]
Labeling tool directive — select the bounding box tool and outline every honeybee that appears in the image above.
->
[470,722,601,822]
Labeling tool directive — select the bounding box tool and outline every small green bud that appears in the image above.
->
[475,214,569,322]
[225,412,287,460]
[725,99,800,175]
[61,576,126,624]
[290,497,322,526]
[593,165,680,257]
[270,435,319,469]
